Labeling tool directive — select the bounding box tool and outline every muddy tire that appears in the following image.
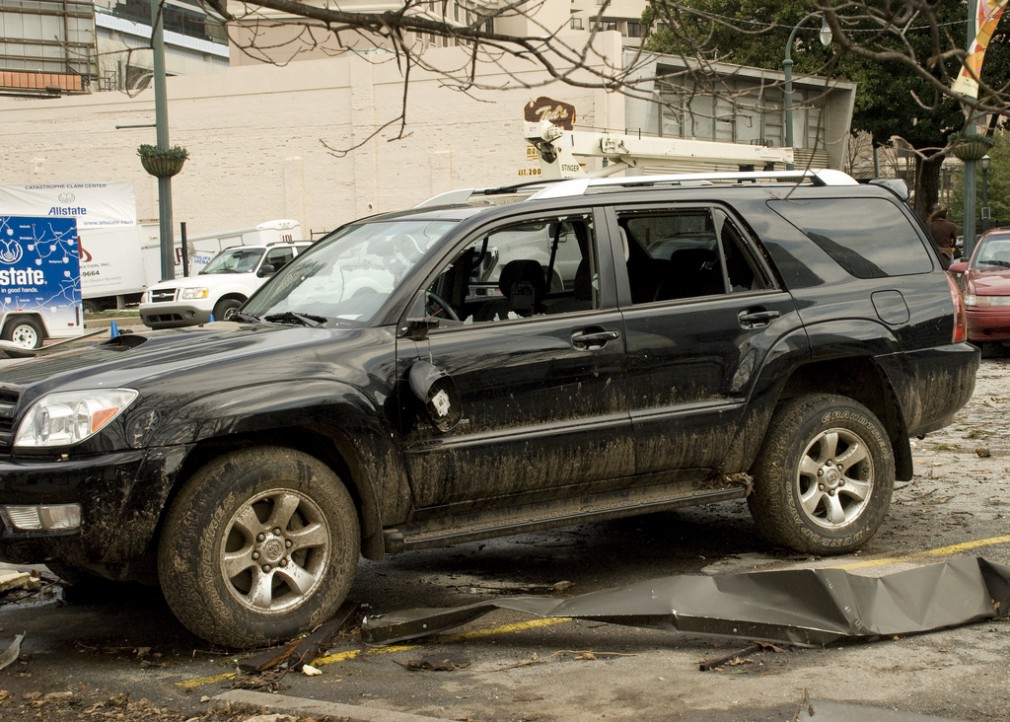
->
[2,316,44,349]
[748,394,894,555]
[157,447,359,648]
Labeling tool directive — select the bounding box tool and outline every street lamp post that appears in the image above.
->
[981,154,991,233]
[782,13,833,170]
[150,0,175,281]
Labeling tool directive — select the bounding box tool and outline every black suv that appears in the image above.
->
[0,170,978,648]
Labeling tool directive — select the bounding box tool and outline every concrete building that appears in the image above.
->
[225,0,650,67]
[0,0,227,98]
[0,4,854,244]
[93,0,229,90]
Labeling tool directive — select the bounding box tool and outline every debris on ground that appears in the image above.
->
[361,556,1010,647]
[237,602,357,676]
[0,633,24,672]
[394,653,471,671]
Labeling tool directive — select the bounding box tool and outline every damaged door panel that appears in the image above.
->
[396,210,634,509]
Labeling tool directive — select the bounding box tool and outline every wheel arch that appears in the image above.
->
[163,428,389,560]
[141,381,410,564]
[769,357,913,481]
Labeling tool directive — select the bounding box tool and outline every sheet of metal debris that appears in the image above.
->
[361,556,1010,646]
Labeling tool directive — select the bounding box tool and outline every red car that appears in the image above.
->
[950,229,1010,347]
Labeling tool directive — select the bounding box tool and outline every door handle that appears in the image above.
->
[738,309,780,329]
[571,329,620,349]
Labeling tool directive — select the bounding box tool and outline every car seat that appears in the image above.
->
[655,248,724,300]
[499,259,547,316]
[475,259,548,320]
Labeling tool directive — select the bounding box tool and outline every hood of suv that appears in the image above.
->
[0,322,373,395]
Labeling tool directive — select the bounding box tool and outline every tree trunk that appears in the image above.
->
[914,152,945,221]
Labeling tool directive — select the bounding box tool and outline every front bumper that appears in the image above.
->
[965,306,1010,342]
[139,303,212,329]
[0,445,191,578]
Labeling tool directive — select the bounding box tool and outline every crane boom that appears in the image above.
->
[524,120,795,179]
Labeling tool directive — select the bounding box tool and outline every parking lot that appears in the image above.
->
[0,356,1009,722]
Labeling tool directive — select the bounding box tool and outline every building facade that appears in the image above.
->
[0,4,854,246]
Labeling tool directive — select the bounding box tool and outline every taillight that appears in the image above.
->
[946,273,968,343]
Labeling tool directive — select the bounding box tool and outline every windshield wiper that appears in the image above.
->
[264,311,327,327]
[231,311,260,323]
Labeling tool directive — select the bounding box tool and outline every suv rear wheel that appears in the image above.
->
[157,447,359,648]
[748,394,894,555]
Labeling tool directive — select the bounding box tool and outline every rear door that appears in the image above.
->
[607,203,801,477]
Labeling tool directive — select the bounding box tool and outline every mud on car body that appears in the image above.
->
[0,170,979,648]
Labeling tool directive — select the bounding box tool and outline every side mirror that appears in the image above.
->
[949,261,968,275]
[257,264,277,278]
[408,360,461,432]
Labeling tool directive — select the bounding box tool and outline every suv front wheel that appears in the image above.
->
[748,394,894,555]
[157,447,360,648]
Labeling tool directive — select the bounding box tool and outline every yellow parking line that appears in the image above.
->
[177,534,1010,689]
[834,533,1010,570]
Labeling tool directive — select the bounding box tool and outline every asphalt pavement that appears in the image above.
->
[1,352,1009,721]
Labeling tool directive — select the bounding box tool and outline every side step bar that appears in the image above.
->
[383,482,749,553]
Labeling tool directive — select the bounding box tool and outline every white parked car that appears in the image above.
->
[139,241,311,329]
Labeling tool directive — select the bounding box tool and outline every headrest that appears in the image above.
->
[498,259,547,314]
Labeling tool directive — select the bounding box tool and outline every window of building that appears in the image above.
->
[570,17,583,30]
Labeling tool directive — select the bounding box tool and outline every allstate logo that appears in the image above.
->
[58,191,76,204]
[0,239,23,265]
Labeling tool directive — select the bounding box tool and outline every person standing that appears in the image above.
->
[929,207,957,268]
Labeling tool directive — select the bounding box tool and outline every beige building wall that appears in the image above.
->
[0,41,616,241]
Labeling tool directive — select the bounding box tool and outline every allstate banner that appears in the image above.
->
[953,0,1010,98]
[0,182,137,228]
[0,215,81,330]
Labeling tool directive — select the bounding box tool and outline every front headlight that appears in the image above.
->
[180,287,209,300]
[14,389,138,448]
[965,295,1010,307]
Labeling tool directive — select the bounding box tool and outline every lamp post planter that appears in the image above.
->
[950,134,994,163]
[138,144,189,178]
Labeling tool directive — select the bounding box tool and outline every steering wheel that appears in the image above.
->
[425,291,460,322]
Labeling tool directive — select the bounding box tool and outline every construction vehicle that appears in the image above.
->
[523,120,795,179]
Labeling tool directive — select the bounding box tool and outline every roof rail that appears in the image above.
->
[413,178,574,208]
[528,169,859,200]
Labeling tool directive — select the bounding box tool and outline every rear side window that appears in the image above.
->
[768,198,932,278]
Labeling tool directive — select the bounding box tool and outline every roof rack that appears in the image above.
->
[414,169,859,208]
[413,178,573,208]
[528,169,859,200]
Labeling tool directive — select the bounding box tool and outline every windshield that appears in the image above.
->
[242,218,458,324]
[974,237,1010,269]
[201,247,265,274]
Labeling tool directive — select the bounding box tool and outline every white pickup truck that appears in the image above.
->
[139,241,311,329]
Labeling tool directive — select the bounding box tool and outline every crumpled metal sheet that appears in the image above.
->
[360,556,1010,647]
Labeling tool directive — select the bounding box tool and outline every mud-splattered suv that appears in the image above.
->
[0,170,979,648]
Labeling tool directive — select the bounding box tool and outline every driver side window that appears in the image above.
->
[426,212,598,325]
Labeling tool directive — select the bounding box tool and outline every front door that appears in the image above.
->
[396,208,634,510]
